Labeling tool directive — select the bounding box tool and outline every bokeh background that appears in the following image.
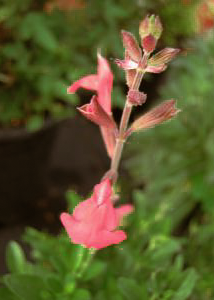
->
[1,0,214,299]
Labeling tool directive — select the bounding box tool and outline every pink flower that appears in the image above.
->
[68,54,116,158]
[60,179,134,249]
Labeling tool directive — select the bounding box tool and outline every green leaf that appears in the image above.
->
[118,277,148,300]
[0,6,14,22]
[18,13,58,52]
[63,274,76,294]
[3,274,49,300]
[34,24,58,52]
[0,286,16,300]
[66,190,81,213]
[72,289,91,300]
[46,275,63,294]
[83,260,106,281]
[149,236,181,264]
[6,241,27,274]
[26,115,44,131]
[172,269,198,300]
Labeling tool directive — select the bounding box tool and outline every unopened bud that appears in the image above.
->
[149,48,180,66]
[146,64,167,73]
[141,34,157,54]
[139,15,163,53]
[121,30,142,62]
[140,15,163,39]
[128,90,147,106]
[131,99,180,131]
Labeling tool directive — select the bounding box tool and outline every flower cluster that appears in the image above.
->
[61,15,180,250]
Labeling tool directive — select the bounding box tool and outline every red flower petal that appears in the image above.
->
[77,96,117,128]
[116,204,134,221]
[73,198,95,221]
[90,230,127,249]
[60,179,132,249]
[67,75,99,94]
[97,53,113,114]
[93,178,112,206]
[100,126,116,158]
[60,213,90,246]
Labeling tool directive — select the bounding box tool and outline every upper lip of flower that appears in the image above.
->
[67,53,116,158]
[67,53,113,115]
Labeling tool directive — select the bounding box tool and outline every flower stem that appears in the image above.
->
[110,55,148,177]
[77,248,96,278]
[72,245,86,275]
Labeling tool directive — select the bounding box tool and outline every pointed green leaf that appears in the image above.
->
[118,277,148,300]
[4,274,48,300]
[173,269,198,300]
[72,289,91,300]
[83,260,106,281]
[6,241,27,274]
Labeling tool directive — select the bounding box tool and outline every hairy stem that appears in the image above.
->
[110,54,148,177]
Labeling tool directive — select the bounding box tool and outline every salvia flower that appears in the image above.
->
[68,54,116,158]
[60,179,134,249]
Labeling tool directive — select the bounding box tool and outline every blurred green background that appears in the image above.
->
[1,0,214,299]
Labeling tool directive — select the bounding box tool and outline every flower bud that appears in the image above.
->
[149,48,180,66]
[131,100,180,132]
[139,15,163,40]
[141,34,157,54]
[128,90,147,106]
[121,30,142,62]
[139,15,163,53]
[146,64,167,73]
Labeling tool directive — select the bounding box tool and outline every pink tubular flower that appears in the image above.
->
[60,179,134,250]
[68,54,115,158]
